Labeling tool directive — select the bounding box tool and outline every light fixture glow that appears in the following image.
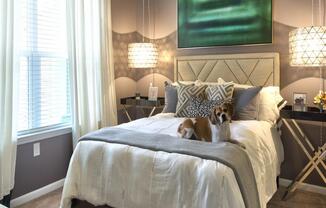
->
[128,43,158,68]
[289,26,326,67]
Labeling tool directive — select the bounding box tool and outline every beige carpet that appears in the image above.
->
[16,188,62,208]
[16,186,326,208]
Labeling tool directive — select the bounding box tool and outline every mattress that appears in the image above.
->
[61,113,284,208]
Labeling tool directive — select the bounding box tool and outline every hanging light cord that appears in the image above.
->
[142,0,145,42]
[147,0,155,86]
[312,0,314,24]
[153,0,156,86]
[321,0,324,147]
[152,0,156,86]
[148,0,151,42]
[317,0,325,148]
[322,0,325,148]
[319,0,322,26]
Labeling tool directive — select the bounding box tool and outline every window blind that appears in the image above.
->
[18,0,71,134]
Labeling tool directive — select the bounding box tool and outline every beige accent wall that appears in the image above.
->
[111,0,137,33]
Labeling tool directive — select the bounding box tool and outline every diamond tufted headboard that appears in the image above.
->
[174,53,280,86]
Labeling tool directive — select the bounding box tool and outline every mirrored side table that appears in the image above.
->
[120,96,164,122]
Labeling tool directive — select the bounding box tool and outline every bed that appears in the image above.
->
[60,53,284,208]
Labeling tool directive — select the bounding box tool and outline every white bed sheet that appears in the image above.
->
[61,113,284,208]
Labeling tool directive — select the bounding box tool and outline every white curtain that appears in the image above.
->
[0,0,18,201]
[66,0,117,147]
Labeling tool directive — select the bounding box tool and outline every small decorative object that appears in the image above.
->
[313,91,326,112]
[293,93,307,112]
[135,93,141,100]
[148,83,158,101]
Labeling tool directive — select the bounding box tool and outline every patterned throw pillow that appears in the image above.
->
[205,82,234,102]
[186,97,222,117]
[175,84,207,117]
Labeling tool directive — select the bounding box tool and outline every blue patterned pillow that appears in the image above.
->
[186,97,222,117]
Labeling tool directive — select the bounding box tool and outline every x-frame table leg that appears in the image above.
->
[282,144,326,199]
[282,119,326,200]
[290,120,326,175]
[149,107,156,117]
[123,105,132,122]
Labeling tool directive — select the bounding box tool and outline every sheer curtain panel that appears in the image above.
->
[66,0,117,147]
[0,0,18,202]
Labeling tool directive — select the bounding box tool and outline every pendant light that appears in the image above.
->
[289,0,326,67]
[128,0,158,68]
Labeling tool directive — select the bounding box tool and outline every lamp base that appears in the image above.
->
[148,84,158,101]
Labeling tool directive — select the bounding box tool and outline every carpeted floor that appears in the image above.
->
[16,186,326,208]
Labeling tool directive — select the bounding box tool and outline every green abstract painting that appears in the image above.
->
[178,0,272,48]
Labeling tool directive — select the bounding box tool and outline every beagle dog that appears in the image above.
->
[177,102,246,149]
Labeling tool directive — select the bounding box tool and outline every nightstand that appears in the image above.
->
[280,105,326,200]
[120,96,164,122]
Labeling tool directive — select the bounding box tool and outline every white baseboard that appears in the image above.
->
[279,178,326,195]
[10,178,65,208]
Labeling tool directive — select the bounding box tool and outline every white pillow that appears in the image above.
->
[261,86,284,107]
[170,81,195,86]
[258,88,280,123]
[195,79,222,86]
[218,78,287,123]
[172,80,215,87]
[217,78,251,89]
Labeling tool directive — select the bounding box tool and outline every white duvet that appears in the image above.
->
[60,113,284,208]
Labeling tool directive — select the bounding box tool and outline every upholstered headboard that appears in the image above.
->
[174,53,280,86]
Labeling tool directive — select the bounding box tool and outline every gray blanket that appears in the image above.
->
[79,127,260,208]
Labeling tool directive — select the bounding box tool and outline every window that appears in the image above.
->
[18,0,71,135]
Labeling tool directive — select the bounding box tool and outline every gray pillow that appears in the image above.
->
[162,82,178,113]
[233,86,262,120]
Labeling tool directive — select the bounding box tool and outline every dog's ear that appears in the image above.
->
[209,108,218,125]
[177,123,186,138]
[177,123,183,133]
[226,102,234,117]
[222,100,233,118]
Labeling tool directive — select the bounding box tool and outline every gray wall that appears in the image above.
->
[112,0,326,186]
[12,133,73,199]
